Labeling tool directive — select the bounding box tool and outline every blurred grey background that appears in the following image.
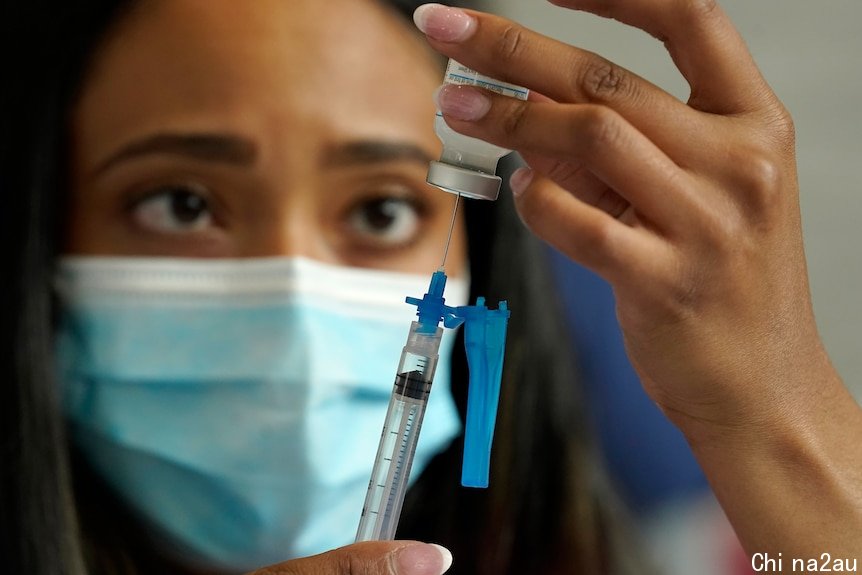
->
[484,0,862,397]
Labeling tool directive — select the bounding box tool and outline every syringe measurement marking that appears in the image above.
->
[382,366,426,524]
[361,400,406,526]
[360,395,419,536]
[358,359,432,540]
[382,407,417,528]
[384,415,412,492]
[361,423,393,517]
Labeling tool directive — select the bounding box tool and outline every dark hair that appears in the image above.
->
[1,2,137,574]
[0,1,642,574]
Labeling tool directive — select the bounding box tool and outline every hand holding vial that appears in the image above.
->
[415,0,862,561]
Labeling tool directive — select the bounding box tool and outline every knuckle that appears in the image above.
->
[735,146,784,208]
[545,160,584,185]
[251,566,299,575]
[500,98,531,138]
[495,24,526,62]
[593,188,631,219]
[346,551,390,575]
[764,103,797,149]
[340,552,360,575]
[562,0,616,19]
[676,0,719,21]
[702,208,744,248]
[577,106,623,156]
[251,547,396,575]
[578,59,632,103]
[668,259,707,314]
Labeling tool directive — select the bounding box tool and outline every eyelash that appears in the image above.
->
[116,177,438,257]
[341,185,431,250]
[125,182,220,234]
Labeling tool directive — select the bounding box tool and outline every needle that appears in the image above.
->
[439,193,461,271]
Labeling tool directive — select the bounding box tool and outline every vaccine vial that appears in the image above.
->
[427,59,529,201]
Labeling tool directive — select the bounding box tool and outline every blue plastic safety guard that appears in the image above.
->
[406,269,510,488]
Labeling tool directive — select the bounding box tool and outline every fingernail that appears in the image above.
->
[396,543,453,575]
[434,84,490,121]
[413,4,477,42]
[509,167,534,197]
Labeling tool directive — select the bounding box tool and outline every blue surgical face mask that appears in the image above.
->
[54,256,467,573]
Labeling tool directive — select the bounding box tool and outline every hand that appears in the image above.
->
[247,542,452,575]
[414,0,830,435]
[414,1,862,558]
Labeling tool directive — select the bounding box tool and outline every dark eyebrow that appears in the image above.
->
[94,133,257,175]
[322,140,433,168]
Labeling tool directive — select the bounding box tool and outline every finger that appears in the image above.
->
[413,3,710,144]
[547,0,776,114]
[509,169,662,282]
[249,541,453,575]
[436,84,695,230]
[524,91,656,217]
[518,152,631,220]
[415,2,776,116]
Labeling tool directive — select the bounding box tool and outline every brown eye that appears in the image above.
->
[131,186,214,234]
[346,197,422,246]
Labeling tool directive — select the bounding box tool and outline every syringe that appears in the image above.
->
[356,192,509,541]
[355,314,444,541]
[354,265,510,541]
[356,190,463,542]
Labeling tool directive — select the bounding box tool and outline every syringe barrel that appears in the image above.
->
[355,322,444,542]
[394,322,442,399]
[404,322,444,357]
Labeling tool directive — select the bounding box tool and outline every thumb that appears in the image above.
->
[247,541,453,575]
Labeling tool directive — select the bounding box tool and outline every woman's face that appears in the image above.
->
[67,0,465,274]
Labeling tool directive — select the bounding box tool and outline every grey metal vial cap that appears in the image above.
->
[426,161,502,201]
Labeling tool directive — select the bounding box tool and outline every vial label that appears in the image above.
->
[443,60,529,101]
[428,60,529,197]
